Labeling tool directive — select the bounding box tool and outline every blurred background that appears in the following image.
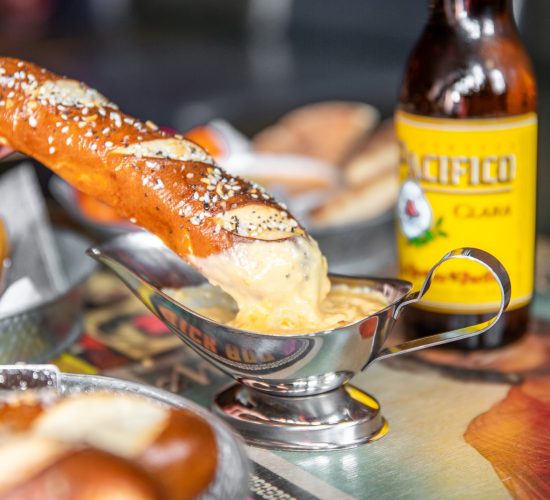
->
[0,0,548,233]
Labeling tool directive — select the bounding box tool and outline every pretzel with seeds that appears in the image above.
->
[0,57,303,259]
[0,57,330,328]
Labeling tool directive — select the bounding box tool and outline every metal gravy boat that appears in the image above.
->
[88,232,510,451]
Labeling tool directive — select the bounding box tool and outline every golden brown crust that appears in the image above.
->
[343,119,399,186]
[0,57,300,258]
[138,408,218,500]
[0,400,44,432]
[252,101,379,166]
[0,395,218,499]
[0,448,162,500]
[309,172,399,227]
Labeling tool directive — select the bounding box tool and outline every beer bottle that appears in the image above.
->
[395,0,537,349]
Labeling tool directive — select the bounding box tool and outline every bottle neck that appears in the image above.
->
[429,0,514,29]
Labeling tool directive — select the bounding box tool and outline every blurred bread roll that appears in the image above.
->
[0,439,162,500]
[0,392,217,500]
[344,120,400,186]
[309,120,400,228]
[253,101,379,166]
[309,173,399,228]
[0,398,43,432]
[33,393,217,499]
[222,152,338,195]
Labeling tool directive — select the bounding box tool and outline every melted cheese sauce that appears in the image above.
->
[165,280,387,334]
[187,236,333,333]
[170,205,387,334]
[37,79,112,107]
[216,204,302,239]
[113,138,213,163]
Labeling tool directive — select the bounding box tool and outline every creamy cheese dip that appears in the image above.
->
[187,236,333,333]
[165,282,387,334]
[166,204,387,334]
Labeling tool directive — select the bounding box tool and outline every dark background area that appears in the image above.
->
[0,0,548,232]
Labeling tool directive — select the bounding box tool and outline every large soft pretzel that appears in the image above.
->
[0,57,330,331]
[0,57,303,259]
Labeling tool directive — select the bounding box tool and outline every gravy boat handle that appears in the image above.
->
[375,248,511,361]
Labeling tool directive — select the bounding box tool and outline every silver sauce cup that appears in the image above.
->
[89,233,510,451]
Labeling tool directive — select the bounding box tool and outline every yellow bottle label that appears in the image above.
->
[395,111,537,313]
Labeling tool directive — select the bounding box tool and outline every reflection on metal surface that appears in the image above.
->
[213,383,388,451]
[0,230,96,364]
[88,232,510,450]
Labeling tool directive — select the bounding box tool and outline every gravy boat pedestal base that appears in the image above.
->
[88,233,510,451]
[214,384,387,451]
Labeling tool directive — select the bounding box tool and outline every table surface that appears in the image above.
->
[51,238,550,500]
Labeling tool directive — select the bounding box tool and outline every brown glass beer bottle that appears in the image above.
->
[395,0,537,349]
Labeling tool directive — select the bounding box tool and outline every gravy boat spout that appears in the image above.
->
[88,232,510,450]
